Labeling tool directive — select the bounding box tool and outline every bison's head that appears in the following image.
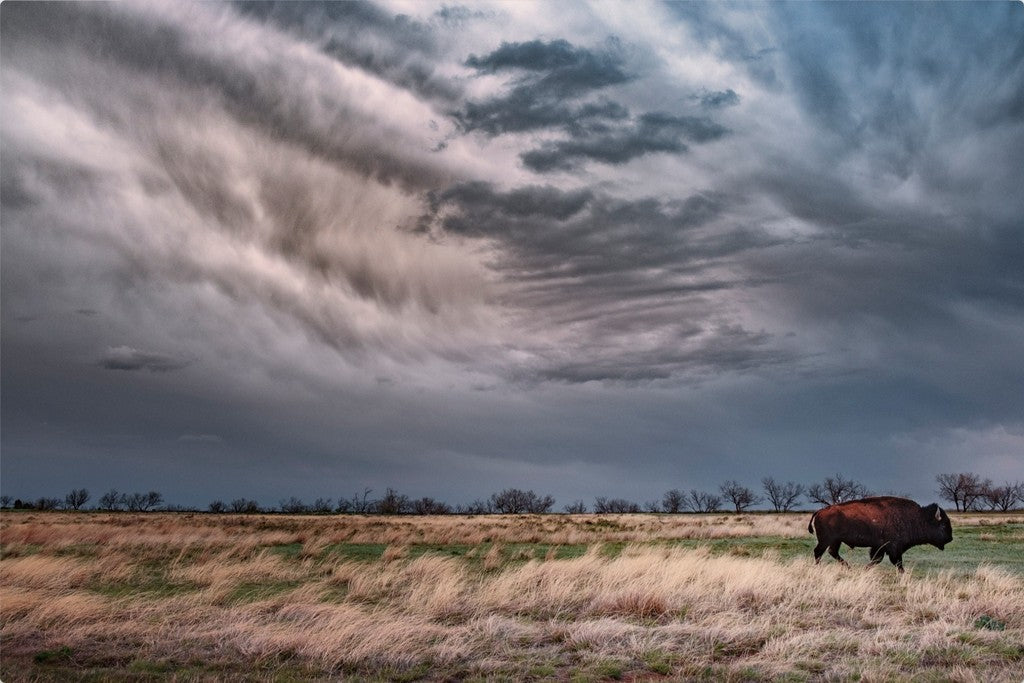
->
[923,503,954,549]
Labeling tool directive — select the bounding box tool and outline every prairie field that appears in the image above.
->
[1,512,1022,681]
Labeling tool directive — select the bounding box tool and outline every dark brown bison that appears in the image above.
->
[808,496,953,572]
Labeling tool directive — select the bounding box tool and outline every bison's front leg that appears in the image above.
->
[868,547,885,565]
[887,547,905,573]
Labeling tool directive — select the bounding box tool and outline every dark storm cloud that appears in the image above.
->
[455,36,729,171]
[454,38,634,137]
[464,38,633,94]
[98,346,191,373]
[423,182,787,382]
[520,112,728,171]
[427,182,761,276]
[235,1,461,102]
[525,324,782,384]
[453,94,630,138]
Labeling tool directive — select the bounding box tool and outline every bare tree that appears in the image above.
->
[489,488,554,514]
[457,499,494,514]
[661,489,685,514]
[982,481,1023,512]
[35,497,62,511]
[376,489,410,515]
[593,497,640,513]
[311,497,334,514]
[279,497,308,514]
[685,490,722,513]
[965,477,992,512]
[563,500,588,514]
[807,474,869,506]
[0,495,12,508]
[230,498,261,513]
[525,493,555,514]
[208,500,226,513]
[122,491,163,512]
[99,489,122,511]
[411,497,451,515]
[936,472,989,512]
[719,480,762,512]
[762,478,804,512]
[345,489,374,514]
[64,488,91,510]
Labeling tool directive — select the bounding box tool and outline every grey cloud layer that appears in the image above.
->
[2,1,1022,505]
[235,1,462,103]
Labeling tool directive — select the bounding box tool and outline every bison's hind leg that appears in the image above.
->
[827,541,848,566]
[868,547,885,565]
[813,540,828,564]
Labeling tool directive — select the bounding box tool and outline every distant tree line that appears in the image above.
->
[1,472,1020,514]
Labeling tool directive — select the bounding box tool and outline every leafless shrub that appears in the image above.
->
[279,497,309,514]
[230,498,261,513]
[98,489,122,511]
[937,472,993,511]
[377,489,410,515]
[807,474,869,506]
[489,488,554,514]
[412,497,452,515]
[761,477,804,512]
[685,490,722,513]
[311,497,334,514]
[982,482,1024,512]
[64,488,90,511]
[661,488,685,513]
[719,481,761,512]
[563,500,588,514]
[594,498,640,514]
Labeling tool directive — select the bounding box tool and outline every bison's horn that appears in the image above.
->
[935,507,942,521]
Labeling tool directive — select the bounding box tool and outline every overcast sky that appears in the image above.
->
[2,1,1023,509]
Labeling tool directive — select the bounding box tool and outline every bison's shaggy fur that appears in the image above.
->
[808,496,953,572]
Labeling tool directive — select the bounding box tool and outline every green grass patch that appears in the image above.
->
[267,542,305,559]
[88,567,199,600]
[34,646,73,664]
[53,543,100,558]
[322,542,388,561]
[642,649,674,675]
[0,542,43,558]
[128,658,174,674]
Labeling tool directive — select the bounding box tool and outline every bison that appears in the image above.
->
[808,496,953,572]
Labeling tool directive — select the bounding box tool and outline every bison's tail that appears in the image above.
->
[807,511,817,535]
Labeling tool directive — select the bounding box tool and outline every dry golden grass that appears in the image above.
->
[2,511,1022,681]
[0,510,812,554]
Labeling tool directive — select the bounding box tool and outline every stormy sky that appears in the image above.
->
[2,1,1023,509]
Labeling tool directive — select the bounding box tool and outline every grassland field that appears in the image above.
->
[1,511,1022,681]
